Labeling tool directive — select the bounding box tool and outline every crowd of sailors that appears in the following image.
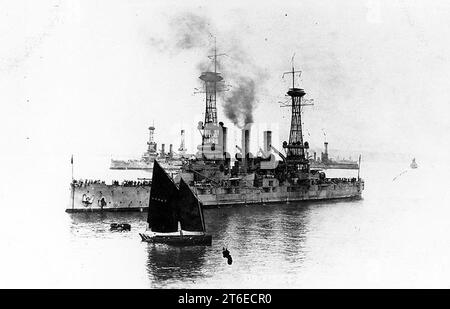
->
[72,179,105,187]
[331,177,358,183]
[72,179,151,187]
[318,177,359,185]
[310,177,358,185]
[71,177,357,188]
[112,180,151,186]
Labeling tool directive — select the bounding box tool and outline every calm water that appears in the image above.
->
[1,156,450,288]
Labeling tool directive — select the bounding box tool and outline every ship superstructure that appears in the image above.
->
[182,43,230,182]
[175,59,364,207]
[309,142,360,170]
[110,125,183,172]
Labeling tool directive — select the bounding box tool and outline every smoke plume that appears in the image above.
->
[148,11,267,129]
[219,41,267,128]
[148,12,213,55]
[223,77,256,127]
[169,13,212,50]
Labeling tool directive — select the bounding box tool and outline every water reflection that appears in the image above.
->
[146,244,207,287]
[278,204,310,264]
[216,204,310,263]
[69,212,147,237]
[67,202,315,288]
[69,212,147,224]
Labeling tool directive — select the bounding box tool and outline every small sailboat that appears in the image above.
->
[410,158,418,169]
[139,160,212,246]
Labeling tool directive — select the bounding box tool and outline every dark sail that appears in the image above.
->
[147,160,179,233]
[177,178,205,232]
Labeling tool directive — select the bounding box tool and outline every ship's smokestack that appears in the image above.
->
[322,142,329,163]
[263,130,272,153]
[314,152,316,161]
[169,144,173,157]
[161,144,165,156]
[219,122,228,158]
[178,130,186,152]
[241,127,250,172]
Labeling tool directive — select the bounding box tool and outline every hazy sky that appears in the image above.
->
[1,0,449,161]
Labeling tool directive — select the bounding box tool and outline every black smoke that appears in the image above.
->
[219,42,267,128]
[222,76,255,128]
[148,11,266,129]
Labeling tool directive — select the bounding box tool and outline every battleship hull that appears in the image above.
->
[66,181,363,212]
[310,162,359,170]
[67,183,151,212]
[195,182,363,208]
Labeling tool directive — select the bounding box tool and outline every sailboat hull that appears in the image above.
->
[139,233,212,246]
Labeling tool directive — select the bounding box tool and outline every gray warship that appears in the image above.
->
[110,125,185,173]
[309,142,359,170]
[67,51,364,212]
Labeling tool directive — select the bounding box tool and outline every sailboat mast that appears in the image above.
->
[198,199,206,232]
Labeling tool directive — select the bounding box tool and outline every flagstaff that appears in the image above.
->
[71,154,74,210]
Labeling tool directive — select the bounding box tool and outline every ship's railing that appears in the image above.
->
[326,177,359,183]
[72,179,151,188]
[72,179,106,187]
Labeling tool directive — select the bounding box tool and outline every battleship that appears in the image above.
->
[110,125,185,173]
[66,48,364,212]
[309,142,360,170]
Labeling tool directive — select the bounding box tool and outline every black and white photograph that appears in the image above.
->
[1,0,449,293]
